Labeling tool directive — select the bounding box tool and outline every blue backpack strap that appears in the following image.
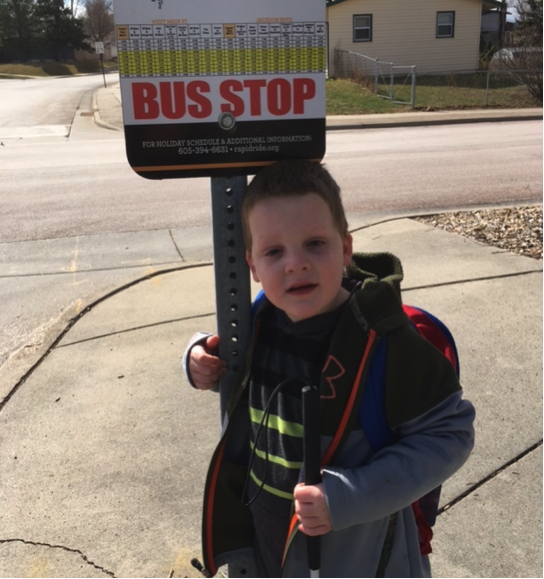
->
[251,289,266,319]
[358,336,397,451]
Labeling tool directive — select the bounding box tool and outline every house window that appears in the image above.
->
[353,14,372,42]
[436,11,455,38]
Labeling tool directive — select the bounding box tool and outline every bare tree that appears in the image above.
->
[67,0,83,18]
[83,0,113,43]
[493,0,542,102]
[514,0,542,47]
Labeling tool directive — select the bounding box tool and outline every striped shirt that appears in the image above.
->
[247,303,345,577]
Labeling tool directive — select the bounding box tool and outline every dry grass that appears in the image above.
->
[0,61,116,78]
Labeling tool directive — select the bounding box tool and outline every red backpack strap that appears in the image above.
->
[400,305,459,557]
[402,305,459,377]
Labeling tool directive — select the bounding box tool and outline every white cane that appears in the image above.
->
[302,385,321,578]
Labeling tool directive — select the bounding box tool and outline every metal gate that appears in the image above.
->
[333,49,416,108]
[375,60,416,107]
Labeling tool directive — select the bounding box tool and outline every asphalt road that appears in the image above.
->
[0,74,106,128]
[1,120,542,242]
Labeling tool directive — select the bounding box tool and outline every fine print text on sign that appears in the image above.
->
[113,0,326,179]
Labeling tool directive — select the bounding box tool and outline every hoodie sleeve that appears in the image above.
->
[181,332,213,389]
[322,390,475,530]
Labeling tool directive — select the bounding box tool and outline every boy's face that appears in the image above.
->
[246,193,353,323]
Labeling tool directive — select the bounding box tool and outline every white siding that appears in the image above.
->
[328,0,482,74]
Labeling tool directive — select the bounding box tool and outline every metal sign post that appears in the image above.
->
[94,41,106,88]
[210,175,251,421]
[112,0,326,418]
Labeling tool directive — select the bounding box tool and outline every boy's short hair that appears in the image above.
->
[242,160,348,251]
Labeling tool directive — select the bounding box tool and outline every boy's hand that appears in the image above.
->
[189,335,226,390]
[293,483,332,536]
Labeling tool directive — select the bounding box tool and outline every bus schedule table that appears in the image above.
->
[116,20,326,77]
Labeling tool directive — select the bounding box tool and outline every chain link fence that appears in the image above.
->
[332,48,542,109]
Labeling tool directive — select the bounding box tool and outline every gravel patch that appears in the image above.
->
[413,205,543,260]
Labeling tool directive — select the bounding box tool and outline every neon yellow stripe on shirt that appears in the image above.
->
[249,440,303,469]
[249,469,295,500]
[249,407,304,438]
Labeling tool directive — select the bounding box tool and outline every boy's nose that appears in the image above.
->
[285,250,310,273]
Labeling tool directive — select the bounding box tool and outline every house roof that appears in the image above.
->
[482,0,507,8]
[326,0,505,7]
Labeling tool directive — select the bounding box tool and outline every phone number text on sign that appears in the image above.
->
[140,134,313,157]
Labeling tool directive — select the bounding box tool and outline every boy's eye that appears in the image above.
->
[307,239,326,248]
[265,248,282,257]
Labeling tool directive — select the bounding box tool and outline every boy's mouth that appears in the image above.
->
[287,283,318,295]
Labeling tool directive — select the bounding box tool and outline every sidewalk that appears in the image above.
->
[1,216,541,578]
[93,81,543,132]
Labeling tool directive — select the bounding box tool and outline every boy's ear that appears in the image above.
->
[246,251,261,283]
[343,233,354,266]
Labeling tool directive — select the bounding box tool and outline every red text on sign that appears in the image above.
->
[131,78,317,120]
[132,81,212,120]
[219,78,315,116]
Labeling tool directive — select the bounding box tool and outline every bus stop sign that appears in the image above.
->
[113,0,326,179]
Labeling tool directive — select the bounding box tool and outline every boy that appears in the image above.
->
[184,160,475,578]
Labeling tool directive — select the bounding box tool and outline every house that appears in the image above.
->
[326,0,505,75]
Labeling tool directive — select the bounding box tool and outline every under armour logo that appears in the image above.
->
[321,356,345,399]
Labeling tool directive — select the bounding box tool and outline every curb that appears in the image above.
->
[0,261,210,412]
[325,112,543,130]
[92,91,122,132]
[325,108,543,130]
[95,111,542,133]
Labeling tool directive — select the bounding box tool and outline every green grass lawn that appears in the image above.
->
[327,76,540,113]
[326,78,411,114]
[0,62,540,113]
[386,75,540,110]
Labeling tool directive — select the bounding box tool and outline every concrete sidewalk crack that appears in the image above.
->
[169,229,185,262]
[0,538,115,577]
[0,259,189,279]
[404,268,542,293]
[438,439,543,516]
[56,312,215,348]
